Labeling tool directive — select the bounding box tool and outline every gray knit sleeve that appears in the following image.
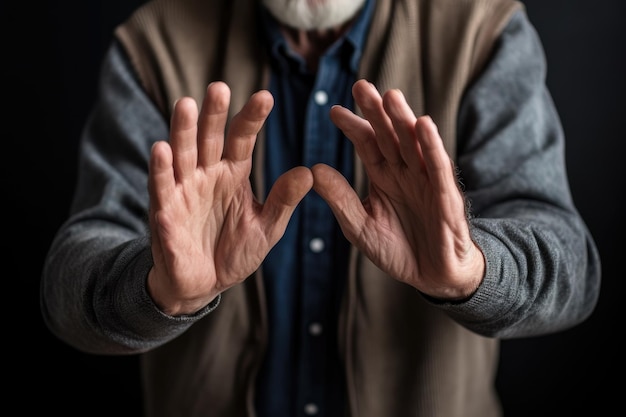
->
[430,10,601,338]
[40,41,220,355]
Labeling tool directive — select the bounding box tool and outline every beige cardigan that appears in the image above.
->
[115,0,522,415]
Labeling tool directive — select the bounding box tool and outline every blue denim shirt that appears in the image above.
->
[257,1,374,416]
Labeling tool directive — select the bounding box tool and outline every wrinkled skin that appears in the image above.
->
[147,80,484,316]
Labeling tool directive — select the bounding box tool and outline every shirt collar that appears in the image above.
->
[261,0,375,73]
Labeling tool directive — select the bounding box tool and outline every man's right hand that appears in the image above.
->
[147,82,313,316]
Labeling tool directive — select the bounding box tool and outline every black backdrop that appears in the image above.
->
[8,0,623,415]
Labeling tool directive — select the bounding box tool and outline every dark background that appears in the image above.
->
[7,0,623,415]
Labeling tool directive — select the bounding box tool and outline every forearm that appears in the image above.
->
[430,11,600,338]
[42,229,171,353]
[445,207,600,338]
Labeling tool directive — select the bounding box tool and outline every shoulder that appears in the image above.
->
[114,0,224,41]
[419,0,524,26]
[111,0,263,116]
[415,0,523,13]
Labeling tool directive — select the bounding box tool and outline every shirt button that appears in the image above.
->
[309,238,325,253]
[304,403,319,415]
[314,90,328,106]
[308,322,323,336]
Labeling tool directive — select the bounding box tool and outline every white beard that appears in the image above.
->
[261,0,367,30]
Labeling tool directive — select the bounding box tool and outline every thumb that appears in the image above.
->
[311,163,367,235]
[261,166,313,242]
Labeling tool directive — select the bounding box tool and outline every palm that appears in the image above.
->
[312,80,484,300]
[148,82,312,315]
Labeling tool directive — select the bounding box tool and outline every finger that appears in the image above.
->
[148,141,177,263]
[329,105,384,167]
[197,82,230,167]
[261,166,313,244]
[223,90,274,162]
[414,116,456,192]
[381,89,425,173]
[311,163,367,239]
[352,79,403,165]
[148,140,176,212]
[169,97,200,182]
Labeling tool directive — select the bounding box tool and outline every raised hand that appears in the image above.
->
[312,79,485,300]
[147,82,313,315]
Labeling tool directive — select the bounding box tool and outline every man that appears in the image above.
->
[40,0,601,416]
